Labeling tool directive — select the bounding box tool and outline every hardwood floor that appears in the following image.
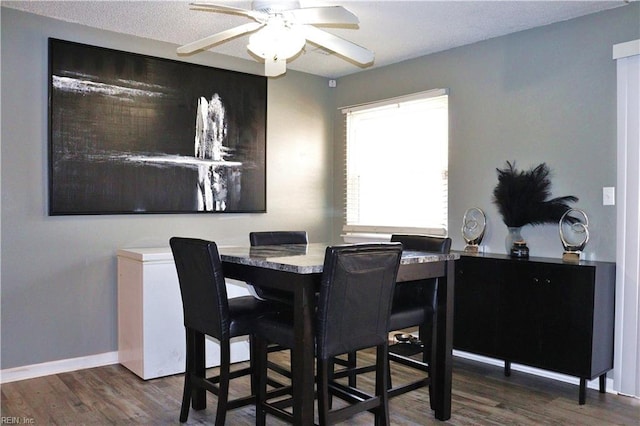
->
[2,351,639,425]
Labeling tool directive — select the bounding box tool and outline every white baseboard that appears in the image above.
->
[454,350,616,393]
[0,351,119,384]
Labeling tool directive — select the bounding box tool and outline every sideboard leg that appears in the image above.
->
[504,360,511,377]
[599,374,606,393]
[579,378,586,405]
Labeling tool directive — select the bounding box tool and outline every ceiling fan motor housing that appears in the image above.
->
[252,1,300,14]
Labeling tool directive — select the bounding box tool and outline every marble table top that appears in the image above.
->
[218,243,459,274]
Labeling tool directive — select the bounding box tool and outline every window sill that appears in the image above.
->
[341,226,447,243]
[341,233,392,243]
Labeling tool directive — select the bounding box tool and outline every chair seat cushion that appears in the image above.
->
[252,286,294,305]
[254,311,296,348]
[228,296,288,338]
[389,305,434,330]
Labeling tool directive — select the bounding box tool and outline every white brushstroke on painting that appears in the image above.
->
[56,70,168,91]
[53,75,166,100]
[194,94,238,212]
[126,154,241,168]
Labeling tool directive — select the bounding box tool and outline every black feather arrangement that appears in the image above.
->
[492,161,578,228]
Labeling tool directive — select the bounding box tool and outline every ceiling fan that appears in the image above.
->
[177,1,374,77]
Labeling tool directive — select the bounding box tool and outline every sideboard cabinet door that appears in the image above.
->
[502,261,596,377]
[453,256,503,357]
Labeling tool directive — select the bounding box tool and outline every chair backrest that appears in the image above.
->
[390,234,451,311]
[170,237,229,340]
[316,243,403,359]
[390,234,452,254]
[250,231,308,246]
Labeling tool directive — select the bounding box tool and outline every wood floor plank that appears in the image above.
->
[2,352,638,425]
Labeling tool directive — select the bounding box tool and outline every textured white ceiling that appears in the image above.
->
[2,1,631,77]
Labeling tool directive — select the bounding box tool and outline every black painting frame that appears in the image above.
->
[48,38,267,215]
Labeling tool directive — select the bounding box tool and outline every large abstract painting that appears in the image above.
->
[48,38,266,215]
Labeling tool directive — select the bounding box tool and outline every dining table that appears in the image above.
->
[214,242,459,424]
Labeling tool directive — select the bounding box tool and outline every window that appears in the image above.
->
[342,89,448,238]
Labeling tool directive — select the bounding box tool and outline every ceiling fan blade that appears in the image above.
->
[177,22,264,55]
[264,56,287,77]
[286,6,359,25]
[189,2,265,21]
[302,26,374,65]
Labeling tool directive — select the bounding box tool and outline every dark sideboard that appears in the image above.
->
[453,252,616,404]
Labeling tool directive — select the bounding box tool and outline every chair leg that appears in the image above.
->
[375,344,390,426]
[347,351,357,387]
[427,320,437,410]
[419,323,430,363]
[180,377,192,423]
[317,358,330,426]
[249,334,257,396]
[327,357,335,409]
[180,328,195,423]
[192,331,207,411]
[386,353,392,390]
[255,335,268,426]
[215,339,231,426]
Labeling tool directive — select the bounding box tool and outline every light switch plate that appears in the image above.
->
[603,187,615,206]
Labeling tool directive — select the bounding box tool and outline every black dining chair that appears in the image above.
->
[248,231,309,380]
[250,230,308,247]
[248,231,308,304]
[169,237,288,425]
[387,234,451,400]
[333,234,451,403]
[253,243,403,425]
[251,231,358,386]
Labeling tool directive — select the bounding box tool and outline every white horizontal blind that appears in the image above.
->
[343,89,448,236]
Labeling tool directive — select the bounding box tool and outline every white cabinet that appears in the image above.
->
[117,247,250,380]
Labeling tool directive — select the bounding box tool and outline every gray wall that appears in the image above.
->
[0,8,336,369]
[332,3,639,260]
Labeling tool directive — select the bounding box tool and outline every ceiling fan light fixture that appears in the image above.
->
[179,2,373,77]
[247,19,306,61]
